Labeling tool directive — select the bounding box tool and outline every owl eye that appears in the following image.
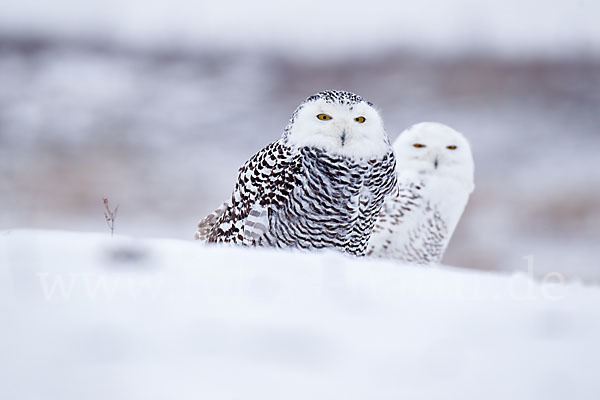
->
[413,143,426,148]
[447,145,457,150]
[354,116,366,123]
[317,114,332,121]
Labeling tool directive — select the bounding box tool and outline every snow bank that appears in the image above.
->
[1,229,599,399]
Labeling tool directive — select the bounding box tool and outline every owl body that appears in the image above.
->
[368,122,474,264]
[196,90,397,256]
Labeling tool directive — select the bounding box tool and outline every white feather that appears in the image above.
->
[285,99,390,160]
[368,122,475,264]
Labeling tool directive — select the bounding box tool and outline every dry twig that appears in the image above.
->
[103,198,119,237]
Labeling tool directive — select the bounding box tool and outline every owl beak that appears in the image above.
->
[434,158,439,169]
[340,129,347,146]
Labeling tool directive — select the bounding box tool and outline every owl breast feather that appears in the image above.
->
[197,141,396,256]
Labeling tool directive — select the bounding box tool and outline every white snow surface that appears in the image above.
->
[1,229,599,399]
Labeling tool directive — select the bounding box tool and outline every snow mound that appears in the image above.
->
[1,230,599,399]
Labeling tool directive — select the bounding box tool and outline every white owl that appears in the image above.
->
[195,90,397,256]
[367,122,475,264]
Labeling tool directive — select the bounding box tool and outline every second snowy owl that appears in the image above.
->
[195,90,397,256]
[367,122,475,264]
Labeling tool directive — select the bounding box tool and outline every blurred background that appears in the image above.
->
[0,0,599,281]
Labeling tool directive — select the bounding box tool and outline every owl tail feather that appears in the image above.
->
[194,202,229,241]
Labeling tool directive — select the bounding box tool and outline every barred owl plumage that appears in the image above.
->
[367,122,475,264]
[195,90,397,256]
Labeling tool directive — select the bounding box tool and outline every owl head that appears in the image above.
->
[283,90,390,159]
[394,122,474,192]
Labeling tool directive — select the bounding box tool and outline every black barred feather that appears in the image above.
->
[367,181,449,264]
[196,89,397,256]
[196,140,396,256]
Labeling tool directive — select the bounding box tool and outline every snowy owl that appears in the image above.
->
[367,122,474,264]
[195,90,397,256]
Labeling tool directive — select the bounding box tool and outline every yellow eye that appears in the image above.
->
[447,145,457,150]
[413,143,426,148]
[354,116,366,123]
[317,114,332,121]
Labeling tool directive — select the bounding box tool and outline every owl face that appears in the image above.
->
[394,122,474,191]
[284,91,390,159]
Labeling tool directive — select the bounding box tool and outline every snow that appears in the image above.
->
[2,229,599,399]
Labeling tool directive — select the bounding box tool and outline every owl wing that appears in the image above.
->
[374,181,423,231]
[194,202,228,241]
[367,180,424,255]
[242,203,269,245]
[195,140,300,244]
